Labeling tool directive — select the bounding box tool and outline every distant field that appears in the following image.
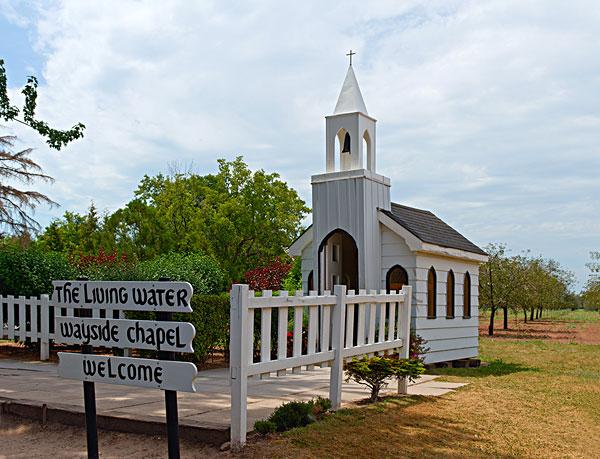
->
[245,310,600,458]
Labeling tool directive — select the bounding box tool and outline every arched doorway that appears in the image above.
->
[386,265,408,292]
[318,229,358,293]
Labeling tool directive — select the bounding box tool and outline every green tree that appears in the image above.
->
[38,157,310,283]
[582,252,600,310]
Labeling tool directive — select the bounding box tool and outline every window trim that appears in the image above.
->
[427,267,437,319]
[463,271,472,319]
[446,270,455,319]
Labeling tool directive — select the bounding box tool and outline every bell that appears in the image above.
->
[342,132,351,153]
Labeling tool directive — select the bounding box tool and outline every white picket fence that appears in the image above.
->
[0,294,126,360]
[229,283,413,449]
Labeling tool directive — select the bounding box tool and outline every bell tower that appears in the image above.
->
[325,63,377,172]
[312,56,391,293]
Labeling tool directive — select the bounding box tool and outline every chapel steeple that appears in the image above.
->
[325,55,377,173]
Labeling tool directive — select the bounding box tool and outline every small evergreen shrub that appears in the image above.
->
[345,356,425,402]
[254,397,331,435]
[253,420,276,435]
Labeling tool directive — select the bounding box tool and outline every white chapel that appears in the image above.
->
[288,62,488,364]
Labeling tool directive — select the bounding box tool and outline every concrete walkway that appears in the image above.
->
[0,359,467,444]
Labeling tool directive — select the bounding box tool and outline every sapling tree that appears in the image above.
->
[345,356,425,402]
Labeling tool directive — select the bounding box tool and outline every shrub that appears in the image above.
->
[410,331,430,362]
[254,397,331,435]
[244,257,292,291]
[134,252,226,295]
[253,420,276,435]
[345,356,425,402]
[71,248,135,281]
[282,256,302,292]
[178,294,229,363]
[0,243,76,295]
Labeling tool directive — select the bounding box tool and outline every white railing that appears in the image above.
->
[229,283,412,449]
[1,294,126,360]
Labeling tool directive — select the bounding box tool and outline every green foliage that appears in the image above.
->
[0,59,85,150]
[0,241,76,295]
[179,294,229,363]
[134,253,226,295]
[409,331,430,362]
[345,356,425,402]
[582,252,600,310]
[282,256,302,292]
[480,243,576,327]
[255,397,332,434]
[254,420,276,435]
[38,158,309,283]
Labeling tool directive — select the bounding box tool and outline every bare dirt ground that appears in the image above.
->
[0,414,223,459]
[478,311,600,344]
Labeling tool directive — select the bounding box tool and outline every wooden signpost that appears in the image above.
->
[53,279,195,459]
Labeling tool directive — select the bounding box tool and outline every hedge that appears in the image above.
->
[0,244,76,296]
[179,294,230,363]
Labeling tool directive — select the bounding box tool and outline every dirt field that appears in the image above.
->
[479,309,600,344]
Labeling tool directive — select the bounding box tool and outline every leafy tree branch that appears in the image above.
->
[0,59,85,150]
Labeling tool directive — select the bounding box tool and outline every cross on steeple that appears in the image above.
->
[346,49,356,66]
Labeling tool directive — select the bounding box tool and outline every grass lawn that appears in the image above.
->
[243,311,600,458]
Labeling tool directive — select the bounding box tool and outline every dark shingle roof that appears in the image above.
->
[380,203,487,256]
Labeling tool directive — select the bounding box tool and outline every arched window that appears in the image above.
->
[386,265,408,292]
[446,270,455,318]
[463,271,471,318]
[308,270,314,293]
[427,267,437,319]
[363,129,372,170]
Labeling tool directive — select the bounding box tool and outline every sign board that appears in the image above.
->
[55,317,196,353]
[52,280,193,312]
[58,353,198,392]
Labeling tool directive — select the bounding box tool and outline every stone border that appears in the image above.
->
[0,397,229,446]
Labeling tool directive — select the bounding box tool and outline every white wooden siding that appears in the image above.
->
[413,253,481,363]
[300,241,314,294]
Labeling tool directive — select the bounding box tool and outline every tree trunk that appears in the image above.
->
[539,306,543,318]
[523,309,528,323]
[503,306,508,330]
[535,308,539,320]
[488,307,496,336]
[530,307,535,321]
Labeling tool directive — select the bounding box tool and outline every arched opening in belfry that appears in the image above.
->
[336,128,351,171]
[363,129,371,170]
[318,229,358,293]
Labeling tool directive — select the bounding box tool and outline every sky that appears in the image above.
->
[1,0,599,289]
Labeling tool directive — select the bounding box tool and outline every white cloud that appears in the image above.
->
[2,0,600,287]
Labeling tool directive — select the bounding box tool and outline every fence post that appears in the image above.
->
[40,294,50,361]
[329,284,346,409]
[230,284,249,451]
[398,285,413,395]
